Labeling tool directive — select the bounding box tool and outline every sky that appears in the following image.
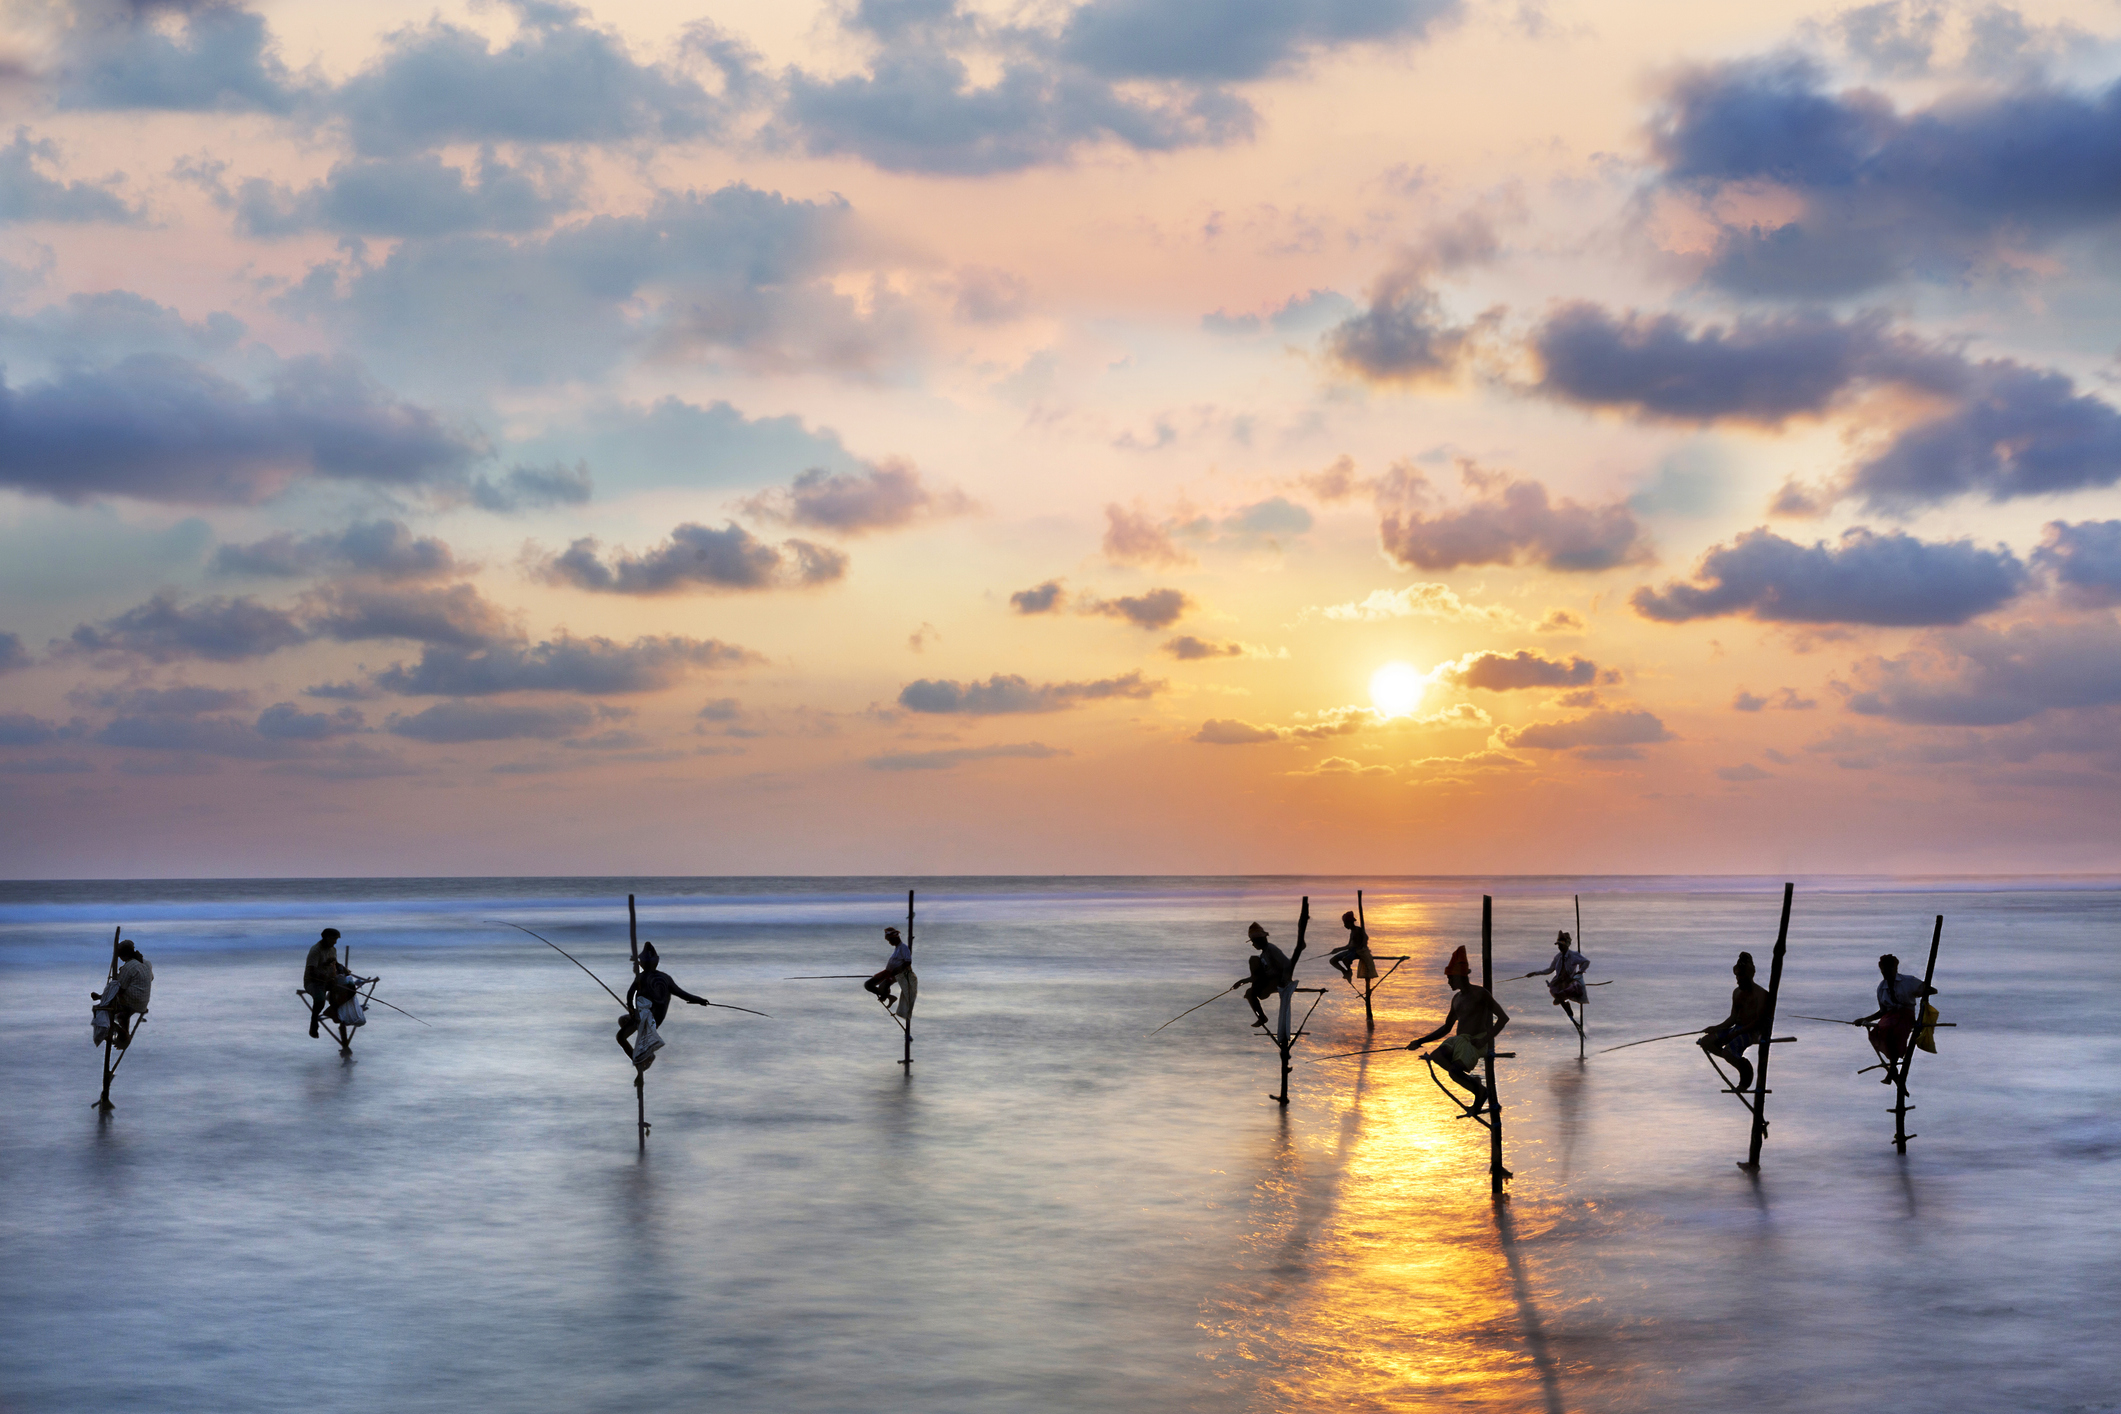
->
[3,0,2121,877]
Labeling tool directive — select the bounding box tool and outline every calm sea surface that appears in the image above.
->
[1,876,2115,1414]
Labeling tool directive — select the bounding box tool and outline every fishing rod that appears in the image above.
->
[492,920,625,1006]
[1789,1014,1860,1026]
[1313,1044,1412,1062]
[358,987,433,1027]
[705,1000,773,1018]
[1149,980,1244,1035]
[1599,1028,1707,1054]
[785,975,868,980]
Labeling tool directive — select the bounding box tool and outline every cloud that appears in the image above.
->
[1059,0,1459,81]
[864,741,1071,770]
[254,702,366,740]
[2034,520,2121,608]
[1733,687,1817,711]
[471,461,593,513]
[898,670,1162,714]
[297,184,891,388]
[538,522,847,594]
[0,631,27,673]
[61,591,308,662]
[1717,762,1773,782]
[0,128,140,224]
[213,151,582,239]
[697,696,742,722]
[97,713,306,758]
[304,582,513,648]
[1631,527,2026,626]
[1316,582,1524,626]
[0,354,481,505]
[213,519,459,580]
[1438,650,1596,691]
[503,395,860,497]
[1191,717,1282,745]
[740,459,973,535]
[333,3,748,157]
[1288,755,1395,776]
[0,712,81,746]
[1843,619,2121,726]
[1497,708,1675,752]
[51,1,310,114]
[1377,463,1651,573]
[1081,588,1190,630]
[386,700,603,743]
[373,634,760,696]
[0,290,244,373]
[0,756,94,774]
[1102,502,1195,568]
[1204,289,1355,338]
[1163,635,1269,660]
[1650,57,2121,296]
[1323,212,1497,382]
[1010,579,1067,614]
[1532,303,2121,511]
[72,683,252,716]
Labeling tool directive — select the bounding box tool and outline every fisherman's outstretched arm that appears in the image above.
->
[670,982,711,1006]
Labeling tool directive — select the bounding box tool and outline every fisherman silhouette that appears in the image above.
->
[863,926,912,1006]
[618,943,710,1071]
[1698,951,1770,1091]
[1853,952,1936,1076]
[1406,946,1508,1113]
[1528,930,1589,1024]
[1328,911,1373,983]
[304,929,341,1038]
[1239,922,1291,1028]
[92,939,152,1049]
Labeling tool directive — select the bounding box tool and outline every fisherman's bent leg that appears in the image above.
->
[615,1011,638,1058]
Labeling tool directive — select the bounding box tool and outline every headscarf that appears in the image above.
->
[1444,945,1470,978]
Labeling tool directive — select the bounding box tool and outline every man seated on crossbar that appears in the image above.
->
[1406,946,1509,1114]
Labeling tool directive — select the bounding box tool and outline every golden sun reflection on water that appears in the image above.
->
[1198,899,1572,1413]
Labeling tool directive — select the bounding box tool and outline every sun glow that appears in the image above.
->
[1369,662,1428,719]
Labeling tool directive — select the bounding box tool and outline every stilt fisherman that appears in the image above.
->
[1405,946,1509,1113]
[1528,930,1590,1024]
[304,928,342,1038]
[863,926,913,1008]
[1328,910,1374,983]
[91,939,152,1049]
[1240,922,1292,1028]
[617,942,711,1071]
[1697,951,1771,1091]
[1851,953,1937,1077]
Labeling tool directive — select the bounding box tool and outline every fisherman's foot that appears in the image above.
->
[308,1023,320,1038]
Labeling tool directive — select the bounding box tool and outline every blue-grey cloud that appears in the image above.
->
[52,1,309,114]
[385,699,603,743]
[1204,288,1356,338]
[218,151,582,239]
[1441,650,1596,691]
[1845,619,2121,726]
[1497,708,1674,752]
[539,523,847,594]
[864,740,1070,770]
[214,519,459,580]
[72,683,252,716]
[1080,588,1189,630]
[371,634,760,696]
[1010,580,1066,614]
[1059,0,1457,81]
[0,632,27,673]
[96,710,319,758]
[471,461,593,513]
[61,591,308,662]
[0,354,481,504]
[0,712,84,746]
[1733,687,1816,712]
[293,184,886,387]
[304,582,512,648]
[1652,57,2121,295]
[1533,303,2121,511]
[741,460,973,535]
[332,2,749,157]
[1632,527,2026,626]
[505,396,861,497]
[898,669,1161,714]
[1163,635,1248,660]
[1324,213,1497,382]
[1191,717,1281,744]
[2033,519,2121,608]
[1377,464,1651,573]
[0,290,244,373]
[0,128,141,224]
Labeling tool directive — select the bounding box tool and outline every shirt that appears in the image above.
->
[1537,949,1588,982]
[305,940,340,988]
[108,956,153,1011]
[1876,973,1925,1014]
[886,940,912,970]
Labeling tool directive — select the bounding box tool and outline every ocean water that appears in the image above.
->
[0,876,2115,1414]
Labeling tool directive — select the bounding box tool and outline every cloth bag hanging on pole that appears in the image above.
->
[335,993,368,1028]
[632,997,664,1060]
[894,970,918,1019]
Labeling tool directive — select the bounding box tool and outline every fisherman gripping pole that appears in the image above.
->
[630,894,648,1148]
[1484,894,1508,1196]
[1740,882,1795,1172]
[1892,914,1945,1154]
[94,924,120,1112]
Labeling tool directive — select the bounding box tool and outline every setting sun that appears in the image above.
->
[1369,662,1428,719]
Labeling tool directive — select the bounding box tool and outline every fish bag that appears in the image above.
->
[335,993,367,1027]
[895,969,918,1020]
[633,1000,664,1059]
[1915,1002,1941,1054]
[92,1001,113,1045]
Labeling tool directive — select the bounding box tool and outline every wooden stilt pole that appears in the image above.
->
[901,890,915,1071]
[1574,893,1586,1060]
[1358,890,1374,1031]
[94,925,119,1112]
[629,894,646,1148]
[1271,898,1312,1105]
[336,940,354,1055]
[1483,895,1507,1196]
[1893,914,1944,1153]
[1741,882,1794,1171]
